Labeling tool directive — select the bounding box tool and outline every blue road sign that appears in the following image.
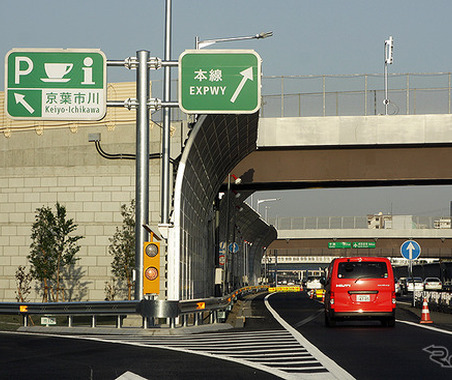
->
[400,240,421,260]
[229,242,239,254]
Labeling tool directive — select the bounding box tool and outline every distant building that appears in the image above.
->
[434,217,452,229]
[367,213,392,229]
[367,213,416,229]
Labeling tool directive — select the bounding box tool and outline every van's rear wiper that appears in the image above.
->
[354,276,372,283]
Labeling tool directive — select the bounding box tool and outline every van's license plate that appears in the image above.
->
[356,294,371,302]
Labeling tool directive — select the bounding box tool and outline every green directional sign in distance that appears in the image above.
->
[352,241,376,249]
[178,49,261,114]
[328,242,352,249]
[5,49,106,120]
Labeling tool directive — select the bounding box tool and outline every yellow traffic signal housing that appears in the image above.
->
[143,241,160,295]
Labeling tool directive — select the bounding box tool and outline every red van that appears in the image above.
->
[324,257,396,327]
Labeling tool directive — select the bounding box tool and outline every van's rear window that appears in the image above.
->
[337,261,388,279]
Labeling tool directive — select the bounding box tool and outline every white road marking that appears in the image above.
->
[264,293,355,380]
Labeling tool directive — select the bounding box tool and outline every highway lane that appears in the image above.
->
[266,291,452,380]
[0,293,350,380]
[2,292,452,379]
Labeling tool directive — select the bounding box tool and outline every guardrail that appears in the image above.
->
[413,290,452,314]
[0,285,268,329]
[149,72,452,121]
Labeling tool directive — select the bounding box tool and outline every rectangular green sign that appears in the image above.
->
[178,49,261,114]
[328,242,352,249]
[352,242,376,249]
[5,49,106,120]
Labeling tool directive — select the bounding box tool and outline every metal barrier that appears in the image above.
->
[150,72,452,120]
[413,290,452,313]
[0,285,268,329]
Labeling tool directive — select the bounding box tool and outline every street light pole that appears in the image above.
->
[257,198,280,218]
[195,31,273,49]
[384,35,394,115]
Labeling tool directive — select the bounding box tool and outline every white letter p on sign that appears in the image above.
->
[15,56,33,84]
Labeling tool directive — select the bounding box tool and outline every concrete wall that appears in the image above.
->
[0,83,186,301]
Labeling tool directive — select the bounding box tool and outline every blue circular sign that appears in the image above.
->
[400,240,421,260]
[229,242,239,254]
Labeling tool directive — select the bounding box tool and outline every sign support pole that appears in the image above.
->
[161,0,172,225]
[409,260,415,307]
[135,50,150,300]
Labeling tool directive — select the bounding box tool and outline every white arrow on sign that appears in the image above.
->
[14,93,35,114]
[406,241,416,259]
[230,67,253,103]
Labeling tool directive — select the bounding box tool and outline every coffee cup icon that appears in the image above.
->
[41,63,73,82]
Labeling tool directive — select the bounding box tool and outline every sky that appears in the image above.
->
[2,0,452,218]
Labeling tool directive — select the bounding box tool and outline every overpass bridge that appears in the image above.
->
[266,216,452,259]
[229,113,452,192]
[263,215,452,286]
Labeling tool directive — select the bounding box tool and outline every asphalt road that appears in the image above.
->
[266,292,452,380]
[2,292,452,379]
[0,331,280,380]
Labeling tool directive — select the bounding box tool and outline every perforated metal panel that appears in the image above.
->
[169,113,277,300]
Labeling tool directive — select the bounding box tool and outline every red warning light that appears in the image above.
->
[144,266,159,281]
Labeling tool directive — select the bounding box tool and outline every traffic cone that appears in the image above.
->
[420,297,433,324]
[309,290,314,299]
[322,292,325,303]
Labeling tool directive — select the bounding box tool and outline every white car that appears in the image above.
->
[394,278,401,295]
[305,276,323,290]
[423,277,442,291]
[406,277,424,292]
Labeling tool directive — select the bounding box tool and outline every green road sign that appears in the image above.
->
[5,49,106,120]
[352,241,376,249]
[178,49,261,114]
[328,242,352,249]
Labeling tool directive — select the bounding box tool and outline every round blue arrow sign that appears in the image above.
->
[229,242,239,254]
[400,240,421,260]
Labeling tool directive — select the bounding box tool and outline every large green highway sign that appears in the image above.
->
[5,49,106,120]
[178,49,261,114]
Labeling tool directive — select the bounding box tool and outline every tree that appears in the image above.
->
[15,266,33,302]
[108,200,136,300]
[28,203,83,302]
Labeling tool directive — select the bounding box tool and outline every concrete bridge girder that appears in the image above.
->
[269,237,452,258]
[230,114,452,191]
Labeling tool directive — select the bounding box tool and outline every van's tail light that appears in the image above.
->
[330,291,335,305]
[392,291,396,305]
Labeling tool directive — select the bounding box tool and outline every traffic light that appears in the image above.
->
[143,241,160,295]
